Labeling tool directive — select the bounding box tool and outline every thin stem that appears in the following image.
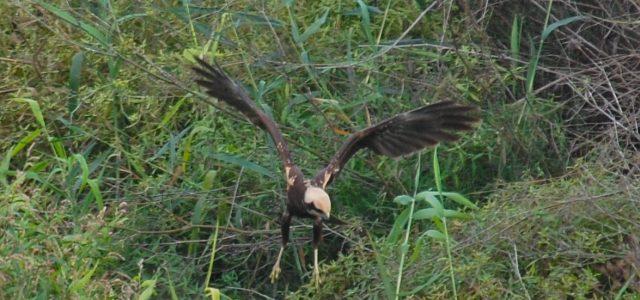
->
[204,219,220,289]
[434,147,457,299]
[394,152,421,299]
[520,0,554,125]
[363,0,392,85]
[442,218,457,299]
[183,0,198,48]
[526,0,554,96]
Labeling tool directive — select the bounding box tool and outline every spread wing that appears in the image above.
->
[192,58,294,169]
[313,101,480,188]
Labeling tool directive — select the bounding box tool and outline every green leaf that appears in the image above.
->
[433,146,442,192]
[208,153,275,178]
[415,191,436,202]
[417,191,477,210]
[425,229,445,241]
[356,0,373,44]
[18,98,45,128]
[68,51,84,117]
[525,35,539,95]
[296,8,329,43]
[203,221,221,291]
[192,198,207,225]
[287,8,301,44]
[387,208,410,244]
[413,208,440,220]
[10,128,42,158]
[393,195,414,205]
[425,195,444,216]
[542,16,586,41]
[148,127,191,162]
[87,179,104,210]
[443,209,470,220]
[139,279,157,300]
[300,50,311,65]
[399,242,409,255]
[115,13,149,24]
[442,192,478,209]
[107,57,122,79]
[202,170,217,191]
[370,236,396,300]
[0,149,12,186]
[189,197,207,256]
[510,15,522,60]
[69,261,99,292]
[204,287,221,300]
[400,272,441,296]
[160,98,186,128]
[414,0,428,10]
[35,1,111,47]
[72,154,90,188]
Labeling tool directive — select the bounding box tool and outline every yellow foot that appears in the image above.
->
[270,246,284,284]
[312,266,321,288]
[270,264,281,283]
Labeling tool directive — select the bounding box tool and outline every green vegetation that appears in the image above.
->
[1,0,638,299]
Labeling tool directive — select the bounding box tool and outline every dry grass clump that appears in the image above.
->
[476,0,640,174]
[453,165,640,298]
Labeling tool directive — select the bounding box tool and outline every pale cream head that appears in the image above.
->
[304,186,331,219]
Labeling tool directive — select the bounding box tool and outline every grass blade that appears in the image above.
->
[441,192,478,209]
[370,234,396,299]
[16,98,67,159]
[69,261,100,292]
[35,1,110,47]
[208,153,275,178]
[72,153,90,190]
[425,229,445,241]
[10,129,42,158]
[356,0,373,44]
[413,208,438,220]
[387,207,410,244]
[204,220,221,289]
[296,8,330,43]
[139,279,157,300]
[68,51,84,118]
[541,16,586,41]
[510,15,522,60]
[87,179,104,210]
[433,147,442,192]
[393,195,413,205]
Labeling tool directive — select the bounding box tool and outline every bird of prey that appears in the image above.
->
[192,58,480,286]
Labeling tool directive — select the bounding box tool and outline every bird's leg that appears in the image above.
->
[270,212,291,283]
[312,217,323,288]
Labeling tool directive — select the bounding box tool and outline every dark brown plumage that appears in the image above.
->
[192,57,480,286]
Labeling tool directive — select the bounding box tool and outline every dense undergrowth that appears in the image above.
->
[1,0,638,299]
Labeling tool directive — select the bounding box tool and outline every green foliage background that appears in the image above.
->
[1,0,638,299]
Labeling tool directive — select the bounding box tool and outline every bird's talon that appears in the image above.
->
[270,265,281,283]
[312,268,321,288]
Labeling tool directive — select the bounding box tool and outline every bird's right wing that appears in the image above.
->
[313,101,480,188]
[192,58,295,168]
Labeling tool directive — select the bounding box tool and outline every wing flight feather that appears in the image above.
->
[192,58,294,168]
[313,101,480,188]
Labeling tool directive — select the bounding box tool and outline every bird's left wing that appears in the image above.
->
[313,101,480,188]
[192,58,295,170]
